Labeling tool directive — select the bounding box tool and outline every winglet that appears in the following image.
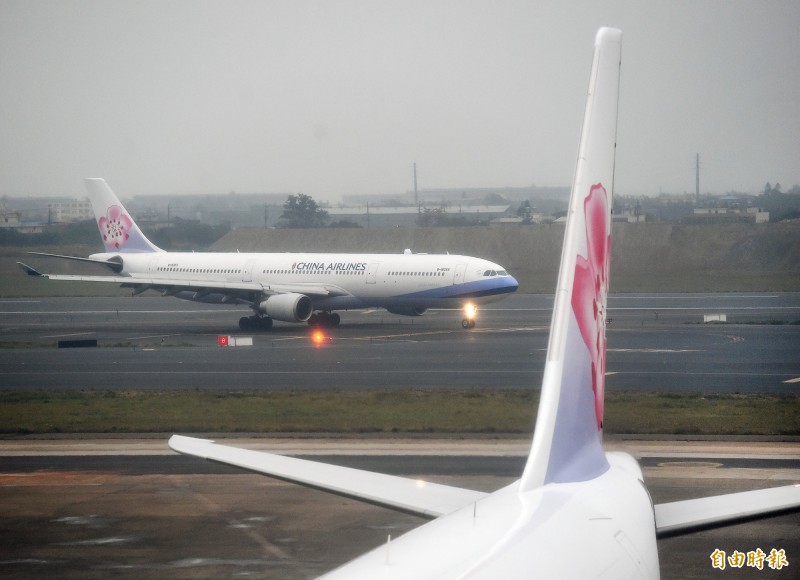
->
[85,178,163,253]
[520,28,621,491]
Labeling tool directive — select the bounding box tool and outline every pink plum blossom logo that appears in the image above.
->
[98,205,132,250]
[571,183,610,430]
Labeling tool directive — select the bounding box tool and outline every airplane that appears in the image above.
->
[169,28,800,578]
[17,184,518,330]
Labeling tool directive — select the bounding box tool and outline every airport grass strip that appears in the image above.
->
[1,390,798,435]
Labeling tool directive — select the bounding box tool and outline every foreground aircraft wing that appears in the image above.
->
[16,263,348,299]
[168,435,487,518]
[655,484,800,538]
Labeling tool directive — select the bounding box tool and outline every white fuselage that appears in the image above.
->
[320,452,659,579]
[90,250,519,311]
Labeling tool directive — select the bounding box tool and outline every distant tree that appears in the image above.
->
[278,194,329,228]
[417,207,446,227]
[516,200,534,224]
[147,218,230,250]
[755,184,800,222]
[483,193,509,205]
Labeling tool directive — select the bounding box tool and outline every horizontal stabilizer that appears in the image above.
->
[169,435,487,518]
[655,484,800,538]
[16,262,43,276]
[27,252,123,273]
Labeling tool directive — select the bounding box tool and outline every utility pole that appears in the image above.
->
[695,153,700,203]
[413,162,418,205]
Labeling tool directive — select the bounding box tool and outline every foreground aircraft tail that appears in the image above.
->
[85,178,162,253]
[520,27,621,491]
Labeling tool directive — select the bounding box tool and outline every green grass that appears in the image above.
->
[1,390,797,436]
[604,392,800,436]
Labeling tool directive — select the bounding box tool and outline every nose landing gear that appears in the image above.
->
[462,302,478,329]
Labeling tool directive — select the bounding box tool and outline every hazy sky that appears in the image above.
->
[1,0,798,201]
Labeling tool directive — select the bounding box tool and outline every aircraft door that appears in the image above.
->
[453,263,467,285]
[242,259,256,282]
[367,262,379,284]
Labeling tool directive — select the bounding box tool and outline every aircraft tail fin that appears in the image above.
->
[85,178,163,253]
[520,27,621,491]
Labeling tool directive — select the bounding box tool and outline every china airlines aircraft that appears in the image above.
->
[170,28,800,578]
[18,184,518,330]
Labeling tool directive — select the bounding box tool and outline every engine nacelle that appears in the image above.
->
[385,305,428,317]
[258,293,313,323]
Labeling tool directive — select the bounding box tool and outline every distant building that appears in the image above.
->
[0,209,22,228]
[691,207,769,223]
[0,208,43,233]
[490,216,525,226]
[49,199,93,223]
[326,204,511,228]
[615,209,646,223]
[489,212,545,226]
[746,207,770,224]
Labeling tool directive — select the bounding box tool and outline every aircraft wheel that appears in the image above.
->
[462,318,471,329]
[239,316,251,330]
[329,313,341,327]
[258,317,273,330]
[307,314,320,327]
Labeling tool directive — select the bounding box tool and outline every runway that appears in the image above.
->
[0,437,798,579]
[1,293,799,392]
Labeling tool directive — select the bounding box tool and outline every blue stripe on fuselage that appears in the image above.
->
[394,275,519,303]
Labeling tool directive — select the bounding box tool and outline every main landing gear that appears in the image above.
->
[308,312,340,328]
[239,316,273,331]
[462,318,476,329]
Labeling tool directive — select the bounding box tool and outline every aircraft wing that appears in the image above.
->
[655,484,800,538]
[17,262,348,299]
[168,435,488,518]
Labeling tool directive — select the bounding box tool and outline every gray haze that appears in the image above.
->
[1,0,798,201]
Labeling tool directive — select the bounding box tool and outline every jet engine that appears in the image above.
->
[385,305,428,317]
[258,293,313,322]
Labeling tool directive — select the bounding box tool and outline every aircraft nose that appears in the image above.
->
[508,275,520,292]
